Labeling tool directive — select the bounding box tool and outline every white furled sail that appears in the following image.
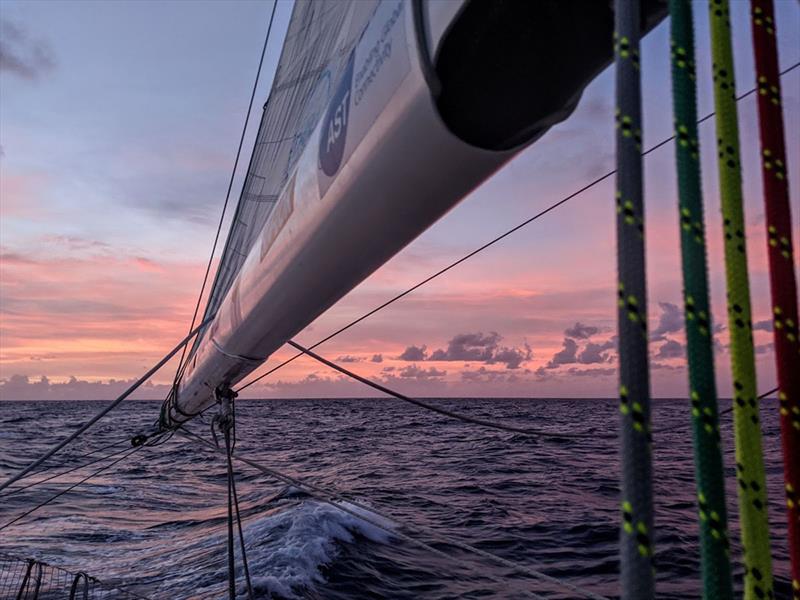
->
[164,0,667,426]
[199,1,379,327]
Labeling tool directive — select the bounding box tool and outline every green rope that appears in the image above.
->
[614,1,655,598]
[669,2,734,598]
[708,1,774,598]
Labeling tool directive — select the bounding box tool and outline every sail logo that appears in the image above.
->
[319,53,354,177]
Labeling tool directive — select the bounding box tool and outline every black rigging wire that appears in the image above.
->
[11,438,128,484]
[0,445,143,533]
[2,438,132,497]
[652,387,779,435]
[235,60,800,394]
[288,341,780,440]
[222,401,254,600]
[173,0,279,384]
[288,340,603,439]
[0,315,214,494]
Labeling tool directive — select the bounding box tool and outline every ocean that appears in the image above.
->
[0,398,793,599]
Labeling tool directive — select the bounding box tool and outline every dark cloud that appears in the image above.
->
[461,366,521,384]
[652,302,683,340]
[488,345,532,369]
[656,339,684,359]
[753,320,773,332]
[651,361,683,371]
[0,19,56,81]
[755,343,774,355]
[546,338,578,369]
[398,344,427,361]
[565,322,599,339]
[370,354,383,363]
[336,355,361,363]
[395,365,446,380]
[566,367,615,377]
[426,332,531,369]
[0,374,168,401]
[428,332,501,362]
[577,338,615,364]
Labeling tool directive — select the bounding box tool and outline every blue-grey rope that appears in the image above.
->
[614,1,655,598]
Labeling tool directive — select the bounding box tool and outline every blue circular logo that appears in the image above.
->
[319,53,354,177]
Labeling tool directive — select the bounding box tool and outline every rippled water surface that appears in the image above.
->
[0,398,792,599]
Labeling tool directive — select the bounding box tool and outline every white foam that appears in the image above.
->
[245,499,396,599]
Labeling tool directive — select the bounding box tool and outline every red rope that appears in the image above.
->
[750,1,800,594]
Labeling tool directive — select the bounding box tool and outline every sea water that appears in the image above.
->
[0,398,792,599]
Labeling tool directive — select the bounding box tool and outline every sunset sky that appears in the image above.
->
[1,0,798,400]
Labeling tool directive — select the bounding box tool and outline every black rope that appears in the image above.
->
[288,340,603,439]
[289,341,779,441]
[651,387,779,435]
[214,391,254,600]
[173,0,279,386]
[15,559,42,600]
[225,450,236,600]
[0,445,143,532]
[236,60,800,394]
[2,438,133,497]
[0,316,213,493]
[18,438,127,483]
[68,572,90,600]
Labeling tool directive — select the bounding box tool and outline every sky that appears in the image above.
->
[0,0,798,401]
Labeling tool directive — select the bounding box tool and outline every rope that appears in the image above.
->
[652,387,778,436]
[709,1,773,598]
[669,2,735,597]
[288,340,606,440]
[17,438,127,483]
[750,1,800,594]
[2,439,132,497]
[290,340,777,440]
[0,316,213,494]
[15,559,42,600]
[0,444,143,532]
[177,427,605,600]
[613,2,655,597]
[173,0,279,385]
[234,61,800,396]
[214,390,254,600]
[280,340,783,444]
[225,441,235,600]
[68,572,90,600]
[227,442,254,600]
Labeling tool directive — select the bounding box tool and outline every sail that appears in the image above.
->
[166,0,670,425]
[194,0,378,353]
